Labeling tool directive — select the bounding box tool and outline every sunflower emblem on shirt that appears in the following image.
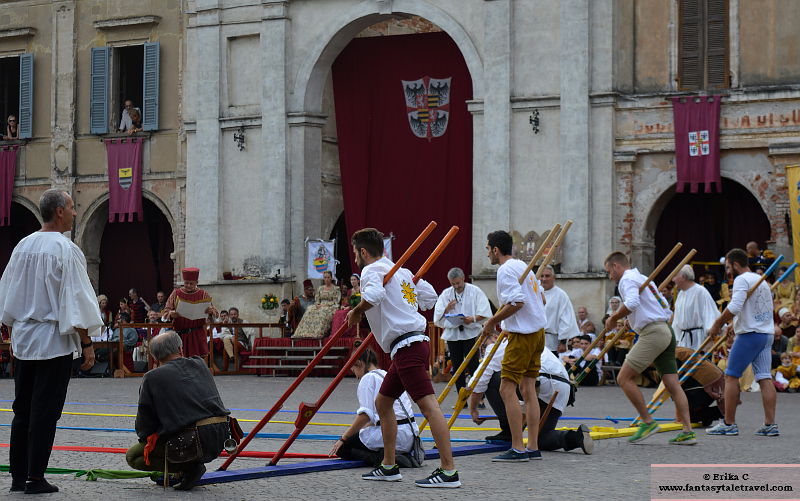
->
[401,281,417,306]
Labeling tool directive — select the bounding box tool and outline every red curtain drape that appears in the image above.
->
[672,96,722,193]
[105,138,144,222]
[0,146,18,226]
[332,32,473,291]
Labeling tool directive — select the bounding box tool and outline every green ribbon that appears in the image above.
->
[1,465,158,482]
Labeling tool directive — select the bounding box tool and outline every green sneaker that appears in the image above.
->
[669,431,697,445]
[628,421,660,443]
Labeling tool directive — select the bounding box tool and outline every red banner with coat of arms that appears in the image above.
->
[671,96,722,193]
[0,145,18,226]
[332,33,472,291]
[105,137,143,222]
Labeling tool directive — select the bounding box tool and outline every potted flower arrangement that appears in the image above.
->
[348,292,361,309]
[261,293,279,310]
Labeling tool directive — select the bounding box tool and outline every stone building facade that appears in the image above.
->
[2,0,798,321]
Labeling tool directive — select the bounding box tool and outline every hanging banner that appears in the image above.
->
[786,165,800,283]
[383,237,393,261]
[671,96,722,193]
[307,240,336,279]
[0,145,18,226]
[105,137,143,222]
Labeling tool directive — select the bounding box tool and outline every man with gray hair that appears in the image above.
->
[433,267,492,392]
[671,264,719,352]
[540,265,580,353]
[0,189,103,494]
[126,331,230,491]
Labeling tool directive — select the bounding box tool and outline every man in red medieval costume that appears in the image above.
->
[164,268,217,359]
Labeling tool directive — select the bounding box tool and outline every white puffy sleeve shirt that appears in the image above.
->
[0,231,103,360]
[356,370,419,452]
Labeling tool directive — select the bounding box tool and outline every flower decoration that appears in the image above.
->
[261,293,279,310]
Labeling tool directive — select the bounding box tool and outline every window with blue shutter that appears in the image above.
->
[17,53,33,139]
[90,47,109,134]
[142,42,159,131]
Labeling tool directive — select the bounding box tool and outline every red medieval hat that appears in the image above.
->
[303,279,313,288]
[182,267,200,282]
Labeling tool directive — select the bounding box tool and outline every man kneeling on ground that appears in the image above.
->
[126,331,230,490]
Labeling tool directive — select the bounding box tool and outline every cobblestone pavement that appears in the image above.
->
[1,375,797,500]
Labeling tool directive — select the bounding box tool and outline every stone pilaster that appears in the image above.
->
[613,151,636,256]
[50,1,76,191]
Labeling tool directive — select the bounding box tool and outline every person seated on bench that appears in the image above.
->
[329,347,419,468]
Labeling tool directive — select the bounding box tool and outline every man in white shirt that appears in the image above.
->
[433,267,491,392]
[481,230,547,462]
[705,248,778,437]
[467,335,593,455]
[346,228,460,488]
[671,265,719,351]
[0,190,103,494]
[604,251,695,446]
[540,265,580,353]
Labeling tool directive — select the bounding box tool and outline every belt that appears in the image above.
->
[389,332,424,351]
[680,327,702,345]
[196,416,228,427]
[376,417,415,426]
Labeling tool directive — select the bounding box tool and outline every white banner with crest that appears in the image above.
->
[307,239,336,279]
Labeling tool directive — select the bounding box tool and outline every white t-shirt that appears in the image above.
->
[495,258,546,333]
[727,271,773,335]
[618,268,672,332]
[563,347,602,376]
[0,231,103,360]
[360,257,437,358]
[356,370,419,452]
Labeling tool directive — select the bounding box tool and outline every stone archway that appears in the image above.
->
[78,192,176,299]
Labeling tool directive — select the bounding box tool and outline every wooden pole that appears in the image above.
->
[419,222,563,432]
[657,249,697,291]
[537,391,559,434]
[268,226,460,466]
[441,221,574,431]
[219,221,438,470]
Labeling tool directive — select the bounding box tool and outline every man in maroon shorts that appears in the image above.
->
[347,228,461,488]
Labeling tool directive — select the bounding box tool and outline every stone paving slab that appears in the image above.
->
[1,375,797,500]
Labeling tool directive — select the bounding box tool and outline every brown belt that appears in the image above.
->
[196,416,227,427]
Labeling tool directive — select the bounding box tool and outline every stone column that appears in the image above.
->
[473,0,511,274]
[50,1,76,192]
[261,1,292,276]
[613,151,636,256]
[185,1,222,277]
[288,112,325,279]
[559,0,590,272]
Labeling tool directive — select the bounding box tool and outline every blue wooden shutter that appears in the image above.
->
[90,47,109,134]
[142,42,160,131]
[17,53,33,139]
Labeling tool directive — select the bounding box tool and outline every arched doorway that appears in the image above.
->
[329,211,352,285]
[0,201,41,271]
[96,198,174,307]
[653,178,770,280]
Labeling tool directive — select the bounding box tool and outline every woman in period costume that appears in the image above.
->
[292,271,341,339]
[164,267,218,358]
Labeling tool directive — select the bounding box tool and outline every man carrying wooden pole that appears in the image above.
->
[479,230,548,462]
[705,248,779,438]
[603,251,697,445]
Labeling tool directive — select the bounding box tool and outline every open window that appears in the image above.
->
[90,42,159,134]
[0,54,33,140]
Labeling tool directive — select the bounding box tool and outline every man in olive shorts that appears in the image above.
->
[481,231,547,462]
[604,252,696,445]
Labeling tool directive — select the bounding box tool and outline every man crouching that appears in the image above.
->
[126,331,230,490]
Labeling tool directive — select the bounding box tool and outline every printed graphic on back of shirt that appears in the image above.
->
[401,281,417,307]
[752,285,772,323]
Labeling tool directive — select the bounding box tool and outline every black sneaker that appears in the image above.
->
[526,449,542,460]
[362,464,402,482]
[492,449,529,462]
[173,463,206,491]
[414,468,461,488]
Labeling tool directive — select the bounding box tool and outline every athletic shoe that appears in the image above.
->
[414,468,461,488]
[484,432,512,443]
[362,464,402,482]
[526,449,542,460]
[705,422,739,436]
[754,424,779,437]
[174,463,206,491]
[578,424,594,455]
[491,449,529,462]
[669,431,697,445]
[629,421,660,443]
[153,474,182,487]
